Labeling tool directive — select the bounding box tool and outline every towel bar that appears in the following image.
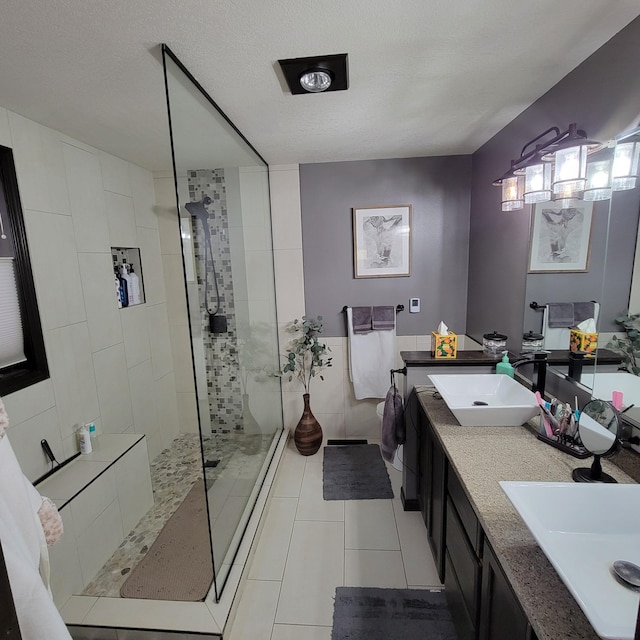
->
[530,300,597,311]
[342,304,404,313]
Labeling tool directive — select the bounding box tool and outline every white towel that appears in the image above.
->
[0,426,71,639]
[542,302,600,350]
[347,307,396,399]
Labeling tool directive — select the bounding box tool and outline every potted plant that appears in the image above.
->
[281,316,332,455]
[606,312,640,375]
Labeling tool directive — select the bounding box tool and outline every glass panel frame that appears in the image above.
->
[162,45,284,602]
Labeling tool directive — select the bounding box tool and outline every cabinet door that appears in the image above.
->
[479,542,530,640]
[429,431,447,582]
[418,408,432,528]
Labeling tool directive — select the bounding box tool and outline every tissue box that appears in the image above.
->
[431,331,457,359]
[569,329,598,353]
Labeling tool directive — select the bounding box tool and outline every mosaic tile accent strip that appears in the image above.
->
[188,169,243,434]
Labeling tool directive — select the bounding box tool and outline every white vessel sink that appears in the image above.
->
[429,373,539,426]
[501,481,640,640]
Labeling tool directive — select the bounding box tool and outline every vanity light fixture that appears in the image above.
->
[583,147,613,201]
[278,53,349,95]
[611,130,640,191]
[492,123,626,211]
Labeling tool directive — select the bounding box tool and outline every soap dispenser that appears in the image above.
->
[496,351,514,377]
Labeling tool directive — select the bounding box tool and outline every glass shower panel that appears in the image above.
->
[163,48,284,597]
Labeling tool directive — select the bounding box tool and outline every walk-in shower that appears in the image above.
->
[163,46,285,600]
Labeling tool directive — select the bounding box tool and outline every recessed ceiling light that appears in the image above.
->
[299,69,332,93]
[278,54,348,95]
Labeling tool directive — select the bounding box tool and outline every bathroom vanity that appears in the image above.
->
[400,349,622,397]
[408,388,636,640]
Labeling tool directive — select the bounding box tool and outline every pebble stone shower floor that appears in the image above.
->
[82,431,273,598]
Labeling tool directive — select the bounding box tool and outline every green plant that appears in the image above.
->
[606,312,640,375]
[280,316,332,394]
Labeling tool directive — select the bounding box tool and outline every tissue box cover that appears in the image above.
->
[431,331,457,358]
[570,329,598,353]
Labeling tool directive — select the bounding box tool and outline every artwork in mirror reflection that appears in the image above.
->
[524,128,640,398]
[528,201,593,272]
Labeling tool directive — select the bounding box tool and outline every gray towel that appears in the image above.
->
[372,306,395,331]
[381,385,404,463]
[351,306,372,334]
[573,301,596,325]
[547,303,575,328]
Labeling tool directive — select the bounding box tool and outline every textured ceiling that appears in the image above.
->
[0,0,639,172]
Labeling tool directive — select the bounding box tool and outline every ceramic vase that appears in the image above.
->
[294,393,323,456]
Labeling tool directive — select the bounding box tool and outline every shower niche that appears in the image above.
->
[111,246,145,308]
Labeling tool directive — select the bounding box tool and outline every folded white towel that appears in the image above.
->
[347,307,396,399]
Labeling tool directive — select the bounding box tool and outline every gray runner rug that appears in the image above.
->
[323,444,393,500]
[120,479,213,601]
[332,587,457,640]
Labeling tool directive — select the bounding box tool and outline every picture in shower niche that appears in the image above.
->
[528,201,593,273]
[353,204,412,278]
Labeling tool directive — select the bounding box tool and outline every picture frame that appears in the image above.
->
[352,204,412,278]
[528,201,593,273]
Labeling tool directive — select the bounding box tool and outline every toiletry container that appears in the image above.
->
[483,331,508,356]
[496,351,514,377]
[522,331,544,352]
[78,424,92,454]
[87,422,99,449]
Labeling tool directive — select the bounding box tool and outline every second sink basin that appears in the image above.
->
[429,373,539,426]
[501,481,640,640]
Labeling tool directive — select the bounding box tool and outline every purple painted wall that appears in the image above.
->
[300,156,471,337]
[468,17,640,350]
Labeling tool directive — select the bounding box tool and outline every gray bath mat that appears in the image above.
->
[323,444,393,500]
[120,479,213,601]
[332,587,457,640]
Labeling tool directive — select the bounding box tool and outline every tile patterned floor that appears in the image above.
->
[82,432,274,597]
[225,439,442,640]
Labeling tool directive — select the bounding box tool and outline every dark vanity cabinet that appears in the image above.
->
[479,542,537,640]
[418,407,447,581]
[417,405,537,640]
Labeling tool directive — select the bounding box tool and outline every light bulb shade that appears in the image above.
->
[299,70,332,93]
[501,175,524,211]
[611,140,640,191]
[552,144,588,195]
[524,162,552,204]
[583,158,612,201]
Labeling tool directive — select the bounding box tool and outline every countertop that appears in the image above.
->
[416,387,638,640]
[401,348,622,367]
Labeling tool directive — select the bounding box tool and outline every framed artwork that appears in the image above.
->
[528,201,593,273]
[352,204,412,278]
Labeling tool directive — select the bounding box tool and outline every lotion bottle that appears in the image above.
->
[78,424,92,454]
[496,351,514,377]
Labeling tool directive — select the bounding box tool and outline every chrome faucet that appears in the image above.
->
[512,351,549,397]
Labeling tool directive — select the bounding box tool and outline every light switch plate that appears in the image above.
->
[410,298,420,313]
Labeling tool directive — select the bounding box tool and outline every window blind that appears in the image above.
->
[0,257,26,368]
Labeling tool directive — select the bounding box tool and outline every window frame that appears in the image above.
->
[0,145,48,396]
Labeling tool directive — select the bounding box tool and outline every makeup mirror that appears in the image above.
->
[572,399,620,483]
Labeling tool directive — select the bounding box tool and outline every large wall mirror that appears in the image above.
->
[522,124,640,408]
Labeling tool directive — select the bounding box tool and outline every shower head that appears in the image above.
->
[185,196,212,221]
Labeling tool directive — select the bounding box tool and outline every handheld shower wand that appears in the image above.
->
[185,196,227,333]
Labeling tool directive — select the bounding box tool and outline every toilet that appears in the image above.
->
[376,401,404,472]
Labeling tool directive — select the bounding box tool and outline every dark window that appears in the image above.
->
[0,145,48,395]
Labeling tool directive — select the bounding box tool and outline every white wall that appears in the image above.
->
[0,108,181,480]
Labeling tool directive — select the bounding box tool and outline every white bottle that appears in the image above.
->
[78,424,92,454]
[128,267,142,305]
[87,422,99,449]
[121,264,134,306]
